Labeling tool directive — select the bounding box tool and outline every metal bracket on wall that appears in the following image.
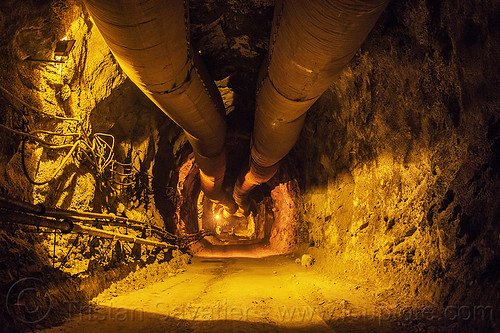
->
[23,39,76,64]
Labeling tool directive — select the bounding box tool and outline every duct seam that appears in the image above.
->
[83,0,228,203]
[256,0,284,97]
[150,61,193,95]
[265,74,319,103]
[182,0,225,155]
[233,0,389,208]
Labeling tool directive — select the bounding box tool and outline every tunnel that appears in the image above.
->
[0,0,498,332]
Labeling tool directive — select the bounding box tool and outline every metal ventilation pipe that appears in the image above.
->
[233,0,389,211]
[83,0,233,209]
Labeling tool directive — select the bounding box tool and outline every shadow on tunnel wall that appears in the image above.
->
[151,124,182,234]
[286,0,499,322]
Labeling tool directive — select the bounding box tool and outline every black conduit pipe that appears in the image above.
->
[0,209,177,249]
[83,0,235,211]
[233,0,389,211]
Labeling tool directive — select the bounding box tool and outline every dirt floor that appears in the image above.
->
[38,255,406,333]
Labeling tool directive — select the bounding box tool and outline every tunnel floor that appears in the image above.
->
[39,256,404,333]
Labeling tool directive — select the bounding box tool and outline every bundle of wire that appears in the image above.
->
[0,84,132,187]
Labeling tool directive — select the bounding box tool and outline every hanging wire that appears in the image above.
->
[52,229,57,268]
[0,84,80,122]
[0,86,204,249]
[0,84,134,188]
[57,233,81,269]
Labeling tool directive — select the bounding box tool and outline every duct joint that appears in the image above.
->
[265,73,320,103]
[150,60,194,95]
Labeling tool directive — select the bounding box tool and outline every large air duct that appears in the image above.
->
[233,0,389,211]
[82,0,233,210]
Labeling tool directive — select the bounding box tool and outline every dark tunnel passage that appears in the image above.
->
[0,0,499,332]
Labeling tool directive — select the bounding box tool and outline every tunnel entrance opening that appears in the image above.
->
[197,195,263,245]
[174,148,299,257]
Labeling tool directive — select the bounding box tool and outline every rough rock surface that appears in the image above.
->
[0,1,182,330]
[290,0,499,322]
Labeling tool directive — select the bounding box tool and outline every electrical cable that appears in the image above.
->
[0,88,188,246]
[0,83,79,122]
[57,233,81,269]
[0,85,133,187]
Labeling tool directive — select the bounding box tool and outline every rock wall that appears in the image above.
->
[291,0,499,316]
[0,2,180,329]
[0,0,168,218]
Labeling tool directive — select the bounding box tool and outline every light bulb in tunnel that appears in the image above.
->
[215,214,221,220]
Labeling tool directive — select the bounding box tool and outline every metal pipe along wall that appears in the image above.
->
[82,0,229,204]
[233,0,389,210]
